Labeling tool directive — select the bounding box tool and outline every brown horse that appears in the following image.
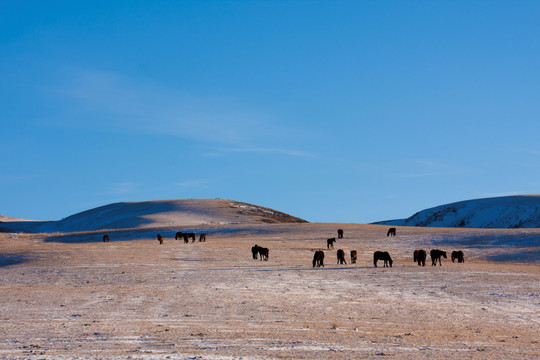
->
[157,234,164,245]
[199,233,206,242]
[327,238,336,249]
[373,251,393,267]
[337,229,344,239]
[313,250,325,267]
[337,249,347,265]
[103,234,110,242]
[451,250,464,263]
[413,249,427,266]
[430,249,447,266]
[387,228,396,237]
[350,250,357,264]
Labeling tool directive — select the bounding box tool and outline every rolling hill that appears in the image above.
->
[0,199,307,233]
[376,195,540,228]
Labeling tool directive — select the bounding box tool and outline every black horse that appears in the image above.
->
[259,247,269,261]
[430,249,447,266]
[350,250,357,264]
[387,228,396,237]
[103,234,110,242]
[327,238,336,249]
[451,250,464,263]
[337,249,347,265]
[180,233,187,243]
[373,251,393,267]
[175,231,183,240]
[252,245,261,259]
[413,249,426,266]
[313,250,325,267]
[337,229,344,239]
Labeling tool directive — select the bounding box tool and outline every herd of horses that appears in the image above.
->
[174,231,206,243]
[103,227,465,268]
[316,228,464,268]
[102,232,207,244]
[413,249,465,266]
[308,247,464,268]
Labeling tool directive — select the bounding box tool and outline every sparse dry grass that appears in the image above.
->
[0,223,538,359]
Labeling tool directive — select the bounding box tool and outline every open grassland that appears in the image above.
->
[1,224,539,359]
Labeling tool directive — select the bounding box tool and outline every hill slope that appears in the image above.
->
[376,195,540,228]
[0,199,307,233]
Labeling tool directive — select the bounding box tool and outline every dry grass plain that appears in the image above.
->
[1,223,539,359]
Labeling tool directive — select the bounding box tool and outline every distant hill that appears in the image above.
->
[0,199,307,233]
[375,195,540,229]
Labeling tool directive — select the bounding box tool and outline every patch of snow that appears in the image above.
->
[376,195,540,229]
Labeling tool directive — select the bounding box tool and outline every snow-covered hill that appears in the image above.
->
[376,195,540,228]
[0,199,307,233]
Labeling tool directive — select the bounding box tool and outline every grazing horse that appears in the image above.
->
[430,249,447,266]
[199,233,206,242]
[414,249,427,266]
[182,233,190,244]
[252,245,261,259]
[373,251,393,267]
[337,249,347,265]
[103,234,110,242]
[175,232,184,240]
[259,247,269,261]
[188,232,196,243]
[157,234,164,245]
[337,229,344,239]
[350,250,357,264]
[327,237,336,249]
[313,250,325,267]
[387,227,396,237]
[451,250,464,263]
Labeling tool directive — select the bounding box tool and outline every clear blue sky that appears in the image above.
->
[1,1,540,223]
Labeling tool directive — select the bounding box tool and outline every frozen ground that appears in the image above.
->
[0,224,539,359]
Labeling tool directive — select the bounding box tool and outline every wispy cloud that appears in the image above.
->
[108,181,143,195]
[519,148,540,156]
[218,146,317,158]
[44,68,270,145]
[396,160,469,178]
[0,173,46,184]
[175,179,213,188]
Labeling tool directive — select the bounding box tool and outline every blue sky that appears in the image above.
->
[1,1,540,223]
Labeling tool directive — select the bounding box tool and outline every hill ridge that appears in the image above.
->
[0,199,307,233]
[375,195,540,229]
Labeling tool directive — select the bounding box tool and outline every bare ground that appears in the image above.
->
[0,224,538,359]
